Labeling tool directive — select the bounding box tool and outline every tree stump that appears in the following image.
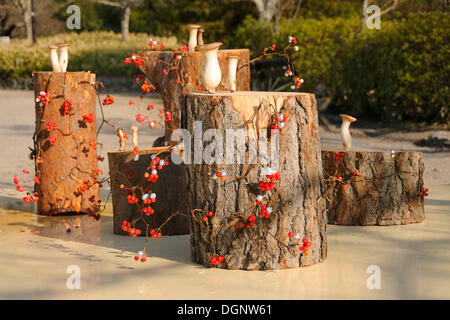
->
[138,49,251,141]
[322,151,425,225]
[34,72,99,215]
[108,147,189,235]
[181,92,327,270]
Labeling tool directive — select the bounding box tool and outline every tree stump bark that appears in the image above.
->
[322,150,425,225]
[180,92,327,270]
[34,72,99,215]
[138,49,251,141]
[108,147,189,235]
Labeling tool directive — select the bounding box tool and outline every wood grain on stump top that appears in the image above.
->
[181,92,327,270]
[322,150,425,225]
[138,49,251,141]
[34,72,99,215]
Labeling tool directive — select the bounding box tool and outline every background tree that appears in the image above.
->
[88,0,144,41]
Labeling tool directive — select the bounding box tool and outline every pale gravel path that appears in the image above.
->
[0,90,448,204]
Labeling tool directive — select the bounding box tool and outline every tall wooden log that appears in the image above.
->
[138,49,251,142]
[108,147,189,235]
[34,72,99,215]
[322,150,425,225]
[181,92,327,270]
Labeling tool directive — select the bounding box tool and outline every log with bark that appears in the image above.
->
[181,91,327,270]
[108,147,190,235]
[137,49,251,142]
[34,72,99,215]
[322,150,425,225]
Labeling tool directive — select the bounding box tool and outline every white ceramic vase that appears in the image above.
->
[58,43,70,72]
[228,55,239,92]
[340,114,357,151]
[187,24,201,53]
[48,45,62,72]
[197,42,222,93]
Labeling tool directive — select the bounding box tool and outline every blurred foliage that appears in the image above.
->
[0,31,178,78]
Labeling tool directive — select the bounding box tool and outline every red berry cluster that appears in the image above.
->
[82,113,95,124]
[246,214,256,228]
[162,69,169,76]
[49,135,58,146]
[215,170,227,181]
[147,104,154,110]
[294,77,304,89]
[143,156,169,183]
[148,40,166,50]
[352,170,360,176]
[124,53,144,67]
[121,221,141,237]
[46,120,57,132]
[258,181,274,191]
[135,113,147,125]
[210,255,225,265]
[127,194,139,205]
[61,99,73,114]
[334,152,344,161]
[142,206,155,216]
[288,36,298,45]
[418,187,429,199]
[260,204,272,218]
[140,80,155,94]
[299,238,311,255]
[117,131,129,142]
[102,95,115,105]
[150,229,162,238]
[271,113,288,131]
[270,44,276,51]
[202,211,214,223]
[23,193,39,203]
[134,255,147,262]
[36,91,51,106]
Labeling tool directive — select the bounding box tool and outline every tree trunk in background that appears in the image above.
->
[121,5,130,42]
[322,150,425,225]
[182,92,327,270]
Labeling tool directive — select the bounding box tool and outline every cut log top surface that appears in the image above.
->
[187,91,312,97]
[107,146,170,155]
[138,49,249,56]
[323,150,423,154]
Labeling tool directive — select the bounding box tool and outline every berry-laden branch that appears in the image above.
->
[238,36,304,90]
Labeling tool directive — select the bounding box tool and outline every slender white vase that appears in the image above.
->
[198,28,204,46]
[187,24,201,53]
[197,42,222,93]
[228,55,239,92]
[340,114,357,151]
[58,43,70,72]
[48,45,62,72]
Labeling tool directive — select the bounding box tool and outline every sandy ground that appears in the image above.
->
[0,90,449,299]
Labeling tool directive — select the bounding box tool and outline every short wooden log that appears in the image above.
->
[322,150,425,225]
[138,49,251,141]
[34,72,99,215]
[181,92,327,270]
[108,147,189,235]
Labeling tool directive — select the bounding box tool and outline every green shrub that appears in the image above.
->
[0,31,178,79]
[230,13,449,124]
[336,13,449,123]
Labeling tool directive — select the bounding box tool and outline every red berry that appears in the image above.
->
[207,211,214,217]
[202,216,208,223]
[288,232,294,238]
[134,256,139,261]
